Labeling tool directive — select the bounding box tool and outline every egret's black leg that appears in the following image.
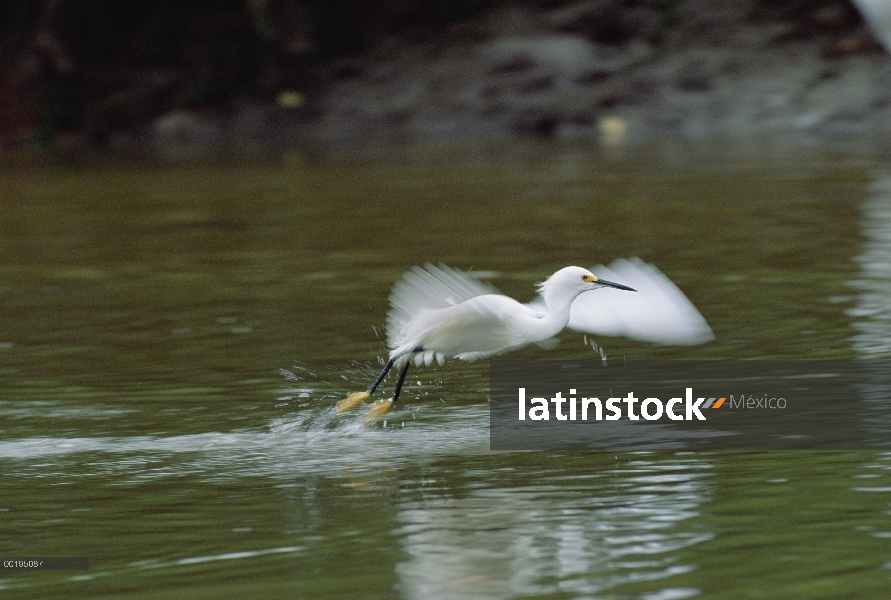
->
[336,358,395,415]
[367,358,395,395]
[341,348,420,417]
[391,361,411,404]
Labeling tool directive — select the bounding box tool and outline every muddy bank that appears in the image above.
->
[300,1,891,149]
[6,1,891,155]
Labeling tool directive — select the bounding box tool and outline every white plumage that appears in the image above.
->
[386,260,713,365]
[338,260,712,421]
[570,257,715,345]
[386,263,635,365]
[387,264,569,365]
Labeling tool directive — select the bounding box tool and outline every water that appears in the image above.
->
[2,142,891,598]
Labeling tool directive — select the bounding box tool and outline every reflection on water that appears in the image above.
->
[0,403,713,598]
[850,175,891,358]
[396,457,712,600]
[2,146,891,598]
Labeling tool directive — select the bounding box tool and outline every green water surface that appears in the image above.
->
[1,142,890,599]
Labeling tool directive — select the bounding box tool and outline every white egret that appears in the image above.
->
[337,260,713,421]
[337,263,636,422]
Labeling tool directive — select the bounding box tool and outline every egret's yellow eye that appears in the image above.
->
[582,274,597,282]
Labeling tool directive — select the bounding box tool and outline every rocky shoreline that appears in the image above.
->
[304,3,890,145]
[9,1,891,156]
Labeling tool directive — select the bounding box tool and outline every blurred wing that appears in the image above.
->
[567,257,714,345]
[387,263,501,347]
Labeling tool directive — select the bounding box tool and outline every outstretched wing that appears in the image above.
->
[567,257,714,345]
[386,263,501,349]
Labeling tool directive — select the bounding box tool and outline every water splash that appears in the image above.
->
[583,335,609,366]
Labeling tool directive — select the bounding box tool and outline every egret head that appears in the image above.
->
[538,266,635,307]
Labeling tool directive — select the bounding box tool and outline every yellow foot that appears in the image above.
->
[364,399,394,425]
[335,391,370,415]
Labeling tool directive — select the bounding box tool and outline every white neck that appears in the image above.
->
[534,285,585,339]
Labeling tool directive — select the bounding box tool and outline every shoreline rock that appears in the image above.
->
[8,0,891,157]
[299,2,891,148]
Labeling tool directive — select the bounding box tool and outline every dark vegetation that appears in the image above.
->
[0,0,868,149]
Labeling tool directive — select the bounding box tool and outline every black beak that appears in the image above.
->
[597,278,636,292]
